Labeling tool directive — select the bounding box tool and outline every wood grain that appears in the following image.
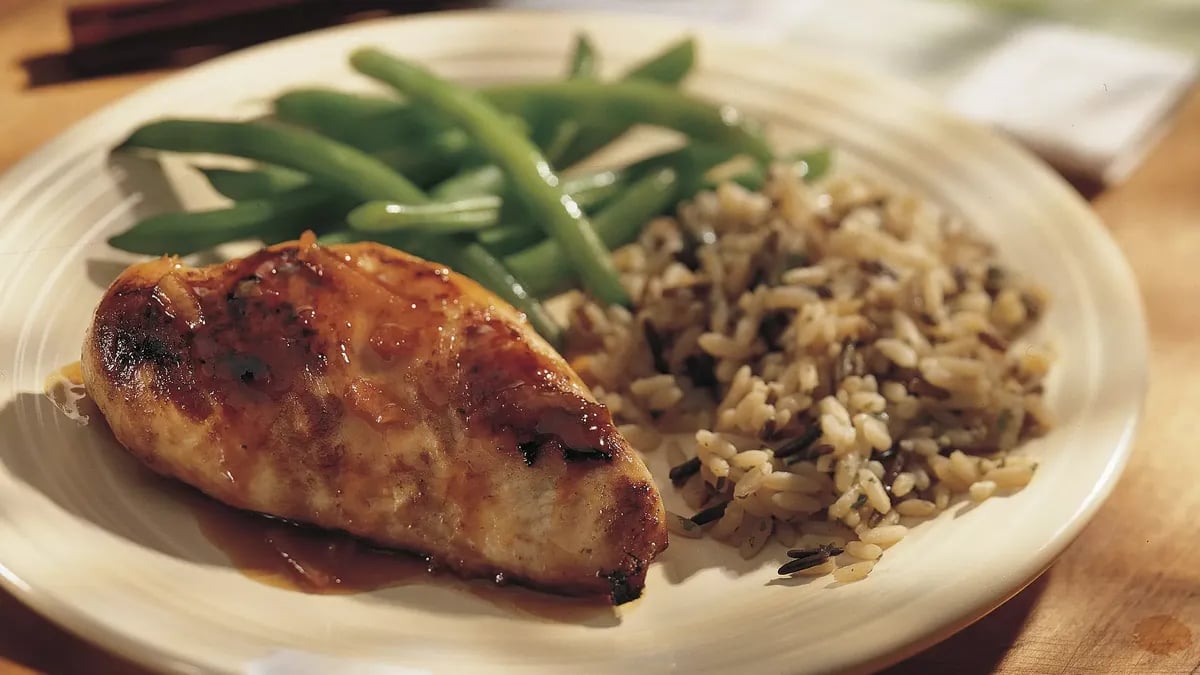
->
[2,1,1198,673]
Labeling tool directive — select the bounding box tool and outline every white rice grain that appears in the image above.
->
[860,525,908,547]
[896,499,938,517]
[845,540,883,560]
[985,465,1035,489]
[949,450,981,484]
[734,464,771,499]
[730,449,773,471]
[833,560,875,582]
[829,486,862,519]
[875,338,918,368]
[891,472,916,497]
[763,470,824,493]
[858,469,892,513]
[969,480,998,502]
[770,491,822,514]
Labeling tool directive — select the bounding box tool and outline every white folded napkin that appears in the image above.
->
[495,0,1197,183]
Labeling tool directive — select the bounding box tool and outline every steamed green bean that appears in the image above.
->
[506,167,679,297]
[356,169,622,235]
[536,33,598,164]
[200,166,309,200]
[485,80,772,163]
[556,36,696,167]
[110,34,820,350]
[352,47,630,305]
[108,186,337,255]
[476,223,545,255]
[274,88,447,149]
[625,36,696,84]
[347,197,501,233]
[430,165,505,200]
[118,119,426,202]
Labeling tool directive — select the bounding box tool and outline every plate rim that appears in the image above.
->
[0,8,1148,674]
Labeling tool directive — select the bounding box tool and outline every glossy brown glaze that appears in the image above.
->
[81,235,667,603]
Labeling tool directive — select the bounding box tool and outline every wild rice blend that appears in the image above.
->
[565,162,1054,580]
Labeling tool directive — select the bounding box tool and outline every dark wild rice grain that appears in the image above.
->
[907,376,950,400]
[684,353,718,389]
[978,331,1008,352]
[775,425,822,459]
[643,320,670,374]
[786,543,845,559]
[668,456,702,486]
[861,259,898,279]
[689,500,730,526]
[778,555,831,575]
[882,450,907,495]
[786,443,834,465]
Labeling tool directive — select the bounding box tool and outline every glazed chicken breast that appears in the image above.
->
[82,234,667,603]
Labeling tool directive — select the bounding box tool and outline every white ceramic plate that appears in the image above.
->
[0,10,1146,675]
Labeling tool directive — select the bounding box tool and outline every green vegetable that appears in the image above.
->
[579,167,679,253]
[372,134,477,188]
[568,33,598,78]
[795,147,832,182]
[117,119,426,203]
[315,230,359,246]
[434,34,598,200]
[430,165,505,200]
[484,80,772,164]
[706,148,833,192]
[294,36,693,183]
[200,166,309,200]
[476,223,544,256]
[356,170,621,235]
[352,47,630,306]
[562,169,623,211]
[347,197,501,233]
[200,135,473,208]
[432,164,623,206]
[556,36,697,167]
[536,33,599,165]
[108,35,801,348]
[506,167,678,297]
[626,142,741,198]
[108,186,339,255]
[272,37,693,165]
[275,87,407,121]
[273,87,532,179]
[274,88,448,150]
[625,35,696,83]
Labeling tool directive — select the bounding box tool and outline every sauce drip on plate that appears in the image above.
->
[44,361,94,423]
[44,362,616,623]
[188,492,617,622]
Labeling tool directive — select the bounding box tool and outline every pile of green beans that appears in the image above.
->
[108,33,832,348]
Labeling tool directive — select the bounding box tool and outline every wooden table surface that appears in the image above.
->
[3,1,1199,673]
